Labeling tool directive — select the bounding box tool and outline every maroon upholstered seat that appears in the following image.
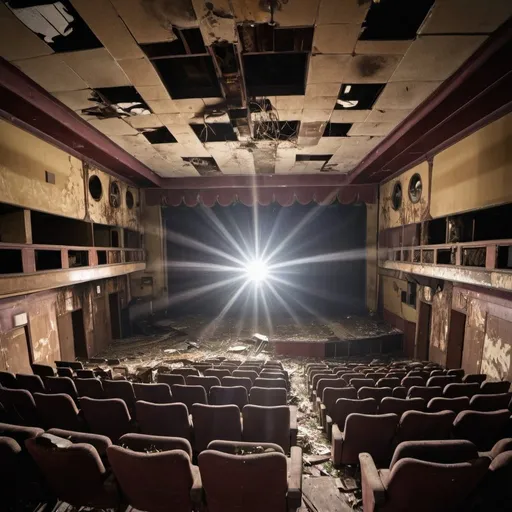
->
[118,433,192,458]
[102,380,136,411]
[232,370,259,384]
[0,371,18,389]
[171,384,208,409]
[75,369,95,379]
[366,372,387,382]
[136,401,192,440]
[31,364,55,378]
[204,368,231,379]
[426,375,457,388]
[34,393,85,431]
[350,378,376,391]
[339,372,364,386]
[57,367,74,378]
[75,378,105,399]
[462,373,486,385]
[392,387,407,399]
[447,368,465,381]
[0,388,40,426]
[157,373,186,386]
[209,385,248,409]
[16,374,45,394]
[192,404,242,452]
[260,370,287,381]
[171,367,200,378]
[81,397,133,442]
[26,434,120,509]
[358,386,393,402]
[379,397,425,417]
[332,413,399,467]
[401,376,425,390]
[0,422,43,445]
[254,377,287,390]
[407,385,443,401]
[427,396,469,414]
[321,387,358,436]
[185,376,221,395]
[331,398,378,434]
[469,393,511,412]
[480,380,511,394]
[315,378,346,411]
[443,382,480,398]
[221,376,252,393]
[250,387,287,406]
[0,436,23,508]
[107,444,201,512]
[377,377,400,389]
[430,369,447,377]
[396,410,455,443]
[44,377,79,403]
[133,383,172,404]
[46,428,111,457]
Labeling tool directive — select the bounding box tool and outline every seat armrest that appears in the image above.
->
[359,453,386,511]
[190,465,203,507]
[288,446,303,510]
[331,423,344,467]
[289,406,298,446]
[325,415,333,441]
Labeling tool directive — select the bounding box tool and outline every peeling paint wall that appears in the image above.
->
[429,283,452,367]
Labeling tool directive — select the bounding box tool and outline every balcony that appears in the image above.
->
[381,239,512,292]
[0,243,145,298]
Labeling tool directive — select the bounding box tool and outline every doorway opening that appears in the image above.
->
[447,309,466,368]
[71,310,87,358]
[109,293,122,340]
[417,301,431,360]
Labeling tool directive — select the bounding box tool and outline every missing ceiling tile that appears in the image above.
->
[190,123,237,143]
[140,126,177,144]
[323,123,352,137]
[83,87,151,118]
[153,56,222,99]
[295,154,333,162]
[182,157,221,176]
[243,53,307,96]
[335,83,385,110]
[255,121,299,141]
[238,25,313,53]
[8,0,102,52]
[360,0,435,41]
[141,28,206,57]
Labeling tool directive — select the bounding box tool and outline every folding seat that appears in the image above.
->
[204,368,232,379]
[81,397,133,442]
[31,364,55,378]
[220,361,239,369]
[119,433,192,456]
[0,436,25,509]
[379,397,425,417]
[232,370,258,384]
[407,385,443,401]
[366,372,387,382]
[44,376,79,403]
[430,369,447,377]
[133,383,173,404]
[192,363,213,373]
[75,369,95,379]
[192,404,242,452]
[359,442,489,512]
[482,437,512,460]
[16,374,45,394]
[0,422,43,445]
[339,372,363,386]
[392,387,407,398]
[452,409,511,451]
[349,378,375,391]
[314,378,345,411]
[401,376,425,390]
[57,367,74,378]
[225,360,242,366]
[446,368,464,380]
[157,373,186,386]
[185,375,220,395]
[480,380,510,394]
[199,440,302,512]
[136,401,192,440]
[427,397,469,414]
[210,386,248,409]
[107,443,201,512]
[55,361,84,370]
[427,375,457,388]
[443,382,480,398]
[358,386,393,402]
[34,393,85,431]
[46,428,111,457]
[0,371,17,389]
[26,433,120,509]
[396,410,456,443]
[237,365,261,374]
[391,439,480,466]
[75,378,105,399]
[407,370,428,379]
[322,387,359,435]
[469,393,511,412]
[260,370,287,381]
[221,376,252,393]
[332,413,399,467]
[171,367,200,378]
[376,377,400,388]
[264,360,284,370]
[242,405,297,453]
[0,388,40,426]
[171,384,208,410]
[463,373,486,385]
[331,366,349,374]
[311,373,337,396]
[249,387,287,406]
[254,377,287,390]
[309,371,333,391]
[386,371,407,380]
[102,380,136,411]
[330,397,378,438]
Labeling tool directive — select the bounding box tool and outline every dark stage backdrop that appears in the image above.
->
[164,202,367,318]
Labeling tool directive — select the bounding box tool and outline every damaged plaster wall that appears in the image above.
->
[429,282,452,367]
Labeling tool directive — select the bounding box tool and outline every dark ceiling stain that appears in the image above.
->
[205,2,234,19]
[358,56,386,77]
[142,0,197,30]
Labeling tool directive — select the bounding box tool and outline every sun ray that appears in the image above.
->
[266,280,303,327]
[165,260,244,273]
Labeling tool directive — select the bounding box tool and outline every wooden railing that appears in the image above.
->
[0,242,145,275]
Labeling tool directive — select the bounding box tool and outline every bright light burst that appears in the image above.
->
[244,259,269,284]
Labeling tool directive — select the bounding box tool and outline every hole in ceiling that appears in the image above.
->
[83,87,150,119]
[238,24,313,53]
[190,123,237,143]
[141,28,205,57]
[88,175,102,201]
[409,173,423,204]
[254,121,299,141]
[8,0,102,52]
[392,181,403,210]
[295,154,333,162]
[153,56,222,99]
[360,0,435,41]
[182,157,221,176]
[335,84,385,110]
[243,53,307,96]
[229,108,248,119]
[323,123,352,137]
[140,126,178,144]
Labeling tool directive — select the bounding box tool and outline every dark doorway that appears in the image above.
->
[71,310,87,358]
[447,309,466,369]
[109,293,122,340]
[417,301,431,360]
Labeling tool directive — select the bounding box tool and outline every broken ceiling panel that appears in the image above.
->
[70,0,144,60]
[312,24,360,54]
[146,100,179,115]
[274,147,297,174]
[343,55,403,84]
[297,137,349,155]
[88,117,139,136]
[52,89,99,111]
[354,40,412,55]
[0,2,54,61]
[307,55,351,84]
[373,81,442,110]
[118,58,164,87]
[336,83,385,110]
[92,86,151,117]
[304,96,338,110]
[330,110,370,123]
[135,85,172,102]
[140,126,178,144]
[317,0,370,25]
[278,109,304,121]
[191,0,236,46]
[273,0,320,26]
[305,83,342,98]
[274,96,305,110]
[61,48,131,88]
[126,114,164,129]
[366,109,412,124]
[173,99,207,115]
[13,54,88,92]
[390,36,486,82]
[155,142,211,158]
[206,143,256,174]
[182,156,222,176]
[302,110,333,123]
[348,122,398,136]
[419,0,512,35]
[109,133,153,153]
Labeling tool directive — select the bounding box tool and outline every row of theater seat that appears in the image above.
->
[0,423,302,512]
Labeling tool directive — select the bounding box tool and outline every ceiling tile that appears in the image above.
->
[355,40,412,55]
[304,96,338,110]
[191,0,236,45]
[305,83,342,98]
[118,58,162,87]
[136,85,172,102]
[302,110,333,122]
[126,114,164,129]
[278,109,304,121]
[317,0,370,24]
[61,48,130,88]
[330,109,370,123]
[373,81,442,110]
[365,109,412,123]
[343,55,403,83]
[173,99,206,114]
[88,118,139,136]
[109,133,152,153]
[146,100,179,114]
[348,122,398,136]
[308,55,351,84]
[52,89,99,111]
[312,24,360,54]
[390,35,486,82]
[273,0,320,26]
[275,96,305,110]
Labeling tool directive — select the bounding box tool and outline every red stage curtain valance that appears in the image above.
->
[146,186,376,207]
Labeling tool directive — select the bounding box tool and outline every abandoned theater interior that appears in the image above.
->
[1,0,512,510]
